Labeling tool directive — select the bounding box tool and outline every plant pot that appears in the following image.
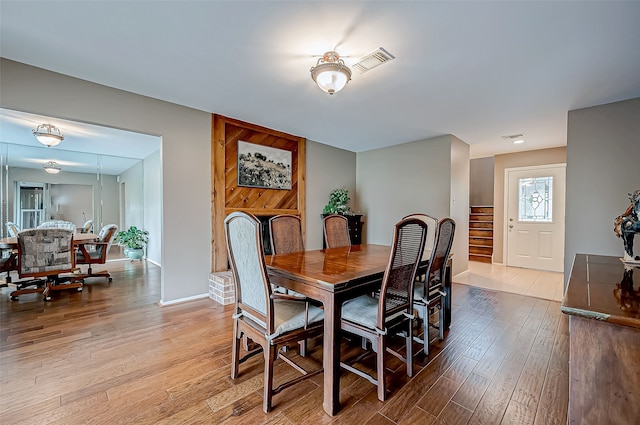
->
[124,247,144,260]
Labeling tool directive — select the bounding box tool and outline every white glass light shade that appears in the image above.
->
[43,161,62,174]
[33,124,64,147]
[314,68,349,95]
[310,51,352,95]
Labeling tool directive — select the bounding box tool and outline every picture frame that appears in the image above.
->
[237,141,292,190]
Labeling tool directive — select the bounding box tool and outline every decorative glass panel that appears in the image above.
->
[518,177,553,222]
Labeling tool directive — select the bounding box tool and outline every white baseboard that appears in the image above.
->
[158,293,209,306]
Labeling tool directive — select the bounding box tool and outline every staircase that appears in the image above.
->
[469,206,494,263]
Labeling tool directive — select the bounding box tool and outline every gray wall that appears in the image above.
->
[356,135,469,275]
[305,140,356,250]
[119,161,144,231]
[143,150,162,265]
[493,147,567,264]
[1,58,210,303]
[470,157,494,206]
[565,97,640,280]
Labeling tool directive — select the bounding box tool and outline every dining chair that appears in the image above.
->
[38,220,77,232]
[340,217,428,401]
[402,213,438,281]
[6,222,20,238]
[80,219,94,234]
[224,211,324,413]
[11,228,83,301]
[323,214,351,248]
[269,214,304,255]
[75,224,118,282]
[0,248,17,286]
[413,218,456,356]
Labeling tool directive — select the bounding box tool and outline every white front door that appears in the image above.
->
[506,164,566,272]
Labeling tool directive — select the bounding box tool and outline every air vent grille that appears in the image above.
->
[352,47,395,74]
[501,133,525,140]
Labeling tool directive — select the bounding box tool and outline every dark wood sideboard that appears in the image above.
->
[322,214,364,248]
[561,254,640,425]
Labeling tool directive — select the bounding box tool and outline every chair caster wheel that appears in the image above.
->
[108,278,113,282]
[77,287,83,292]
[10,296,18,301]
[44,296,52,302]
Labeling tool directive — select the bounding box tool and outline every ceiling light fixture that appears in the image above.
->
[43,160,62,174]
[310,51,352,95]
[33,123,64,147]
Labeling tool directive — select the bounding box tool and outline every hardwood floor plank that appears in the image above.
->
[0,262,570,424]
[532,369,568,425]
[501,400,536,425]
[434,401,473,425]
[397,406,437,425]
[511,352,550,408]
[451,372,492,411]
[416,376,461,417]
[379,341,470,423]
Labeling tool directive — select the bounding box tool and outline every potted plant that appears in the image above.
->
[114,225,149,260]
[322,187,352,215]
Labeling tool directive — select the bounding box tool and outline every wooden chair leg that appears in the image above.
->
[422,305,429,356]
[439,298,445,341]
[298,339,307,357]
[406,319,414,377]
[231,323,241,379]
[263,344,277,413]
[376,336,386,401]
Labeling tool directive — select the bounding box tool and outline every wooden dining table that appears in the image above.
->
[0,232,100,249]
[265,243,452,416]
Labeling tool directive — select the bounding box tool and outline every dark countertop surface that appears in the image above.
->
[561,253,640,328]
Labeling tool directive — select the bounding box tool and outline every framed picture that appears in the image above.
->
[237,141,292,190]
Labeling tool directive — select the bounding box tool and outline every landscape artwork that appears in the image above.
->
[237,141,292,190]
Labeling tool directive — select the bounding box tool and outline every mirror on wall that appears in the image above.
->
[0,108,161,262]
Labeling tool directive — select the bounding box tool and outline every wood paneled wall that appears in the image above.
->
[211,114,306,271]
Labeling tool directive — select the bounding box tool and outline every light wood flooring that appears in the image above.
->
[0,260,568,424]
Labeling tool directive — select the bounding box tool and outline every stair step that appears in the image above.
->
[470,206,494,214]
[469,237,493,247]
[470,229,493,237]
[469,206,494,264]
[469,254,492,263]
[470,214,493,222]
[469,221,493,229]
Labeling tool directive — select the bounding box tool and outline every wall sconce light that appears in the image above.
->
[310,51,352,95]
[33,124,64,147]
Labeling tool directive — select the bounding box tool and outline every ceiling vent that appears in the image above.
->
[501,133,525,140]
[351,47,395,74]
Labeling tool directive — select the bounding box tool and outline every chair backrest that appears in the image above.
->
[16,228,75,278]
[224,212,275,334]
[402,213,438,256]
[323,214,351,248]
[38,220,77,232]
[6,222,20,237]
[81,220,94,233]
[96,224,118,257]
[377,218,428,327]
[269,214,304,255]
[425,218,456,293]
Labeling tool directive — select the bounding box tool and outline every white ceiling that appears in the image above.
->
[0,108,161,175]
[1,1,639,159]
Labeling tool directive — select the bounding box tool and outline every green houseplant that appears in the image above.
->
[322,188,352,215]
[114,225,149,260]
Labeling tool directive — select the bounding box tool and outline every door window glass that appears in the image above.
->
[518,176,553,222]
